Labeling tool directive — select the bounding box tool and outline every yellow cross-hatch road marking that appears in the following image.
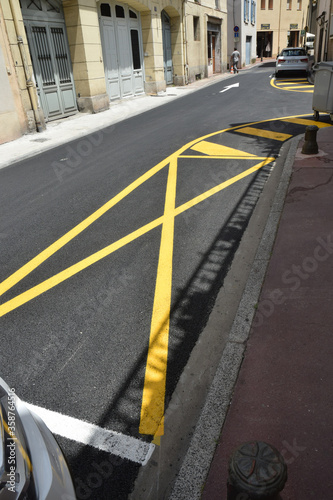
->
[282,118,332,128]
[271,78,314,93]
[236,127,292,141]
[0,117,286,306]
[2,114,328,438]
[190,141,257,157]
[0,158,170,298]
[0,159,274,319]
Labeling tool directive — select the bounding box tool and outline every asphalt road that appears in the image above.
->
[0,63,318,499]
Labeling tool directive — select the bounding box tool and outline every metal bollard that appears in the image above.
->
[301,125,319,155]
[227,441,287,499]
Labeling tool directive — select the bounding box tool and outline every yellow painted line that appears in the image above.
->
[180,155,268,160]
[0,158,169,298]
[277,78,308,81]
[0,114,297,300]
[275,80,308,85]
[280,85,313,90]
[0,124,264,299]
[2,113,312,441]
[235,127,292,141]
[0,158,275,320]
[270,78,313,92]
[275,83,308,87]
[140,157,178,436]
[0,216,163,318]
[283,118,332,128]
[175,157,275,215]
[1,113,308,317]
[0,113,316,296]
[0,113,316,318]
[190,141,257,157]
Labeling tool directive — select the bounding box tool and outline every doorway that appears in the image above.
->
[21,0,77,121]
[100,2,144,101]
[162,11,173,85]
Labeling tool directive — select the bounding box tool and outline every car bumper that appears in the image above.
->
[276,63,309,73]
[0,377,76,500]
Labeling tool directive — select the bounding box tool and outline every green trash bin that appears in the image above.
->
[312,61,333,123]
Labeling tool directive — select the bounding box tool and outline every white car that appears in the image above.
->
[275,47,311,77]
[0,377,76,499]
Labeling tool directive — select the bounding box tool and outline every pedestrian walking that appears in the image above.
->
[230,48,240,74]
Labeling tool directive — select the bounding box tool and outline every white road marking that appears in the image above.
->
[219,82,240,93]
[25,403,155,465]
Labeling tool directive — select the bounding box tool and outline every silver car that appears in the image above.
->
[275,47,310,77]
[0,377,76,499]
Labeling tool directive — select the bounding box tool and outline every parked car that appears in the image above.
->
[275,47,311,77]
[0,377,76,499]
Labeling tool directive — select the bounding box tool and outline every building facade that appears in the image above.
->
[306,0,333,62]
[0,3,30,143]
[227,0,257,68]
[0,0,227,145]
[257,0,309,57]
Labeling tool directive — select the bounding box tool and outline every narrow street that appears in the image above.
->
[0,62,325,498]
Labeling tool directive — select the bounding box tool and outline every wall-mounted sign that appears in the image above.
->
[234,26,239,32]
[290,24,298,29]
[261,24,270,29]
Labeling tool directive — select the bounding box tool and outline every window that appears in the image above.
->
[215,0,220,9]
[268,0,273,9]
[100,3,111,17]
[281,48,306,56]
[129,9,137,18]
[261,0,265,9]
[193,16,200,41]
[251,0,256,23]
[244,0,250,22]
[297,0,301,9]
[115,5,125,17]
[286,0,292,9]
[130,30,141,69]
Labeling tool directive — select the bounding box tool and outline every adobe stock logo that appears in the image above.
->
[75,456,124,500]
[252,232,333,328]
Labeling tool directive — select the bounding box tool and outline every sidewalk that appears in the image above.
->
[171,124,333,499]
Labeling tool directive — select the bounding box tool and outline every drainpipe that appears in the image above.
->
[8,0,45,132]
[182,0,189,84]
[278,0,282,54]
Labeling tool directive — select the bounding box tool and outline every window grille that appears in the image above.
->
[51,27,71,83]
[32,26,55,86]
